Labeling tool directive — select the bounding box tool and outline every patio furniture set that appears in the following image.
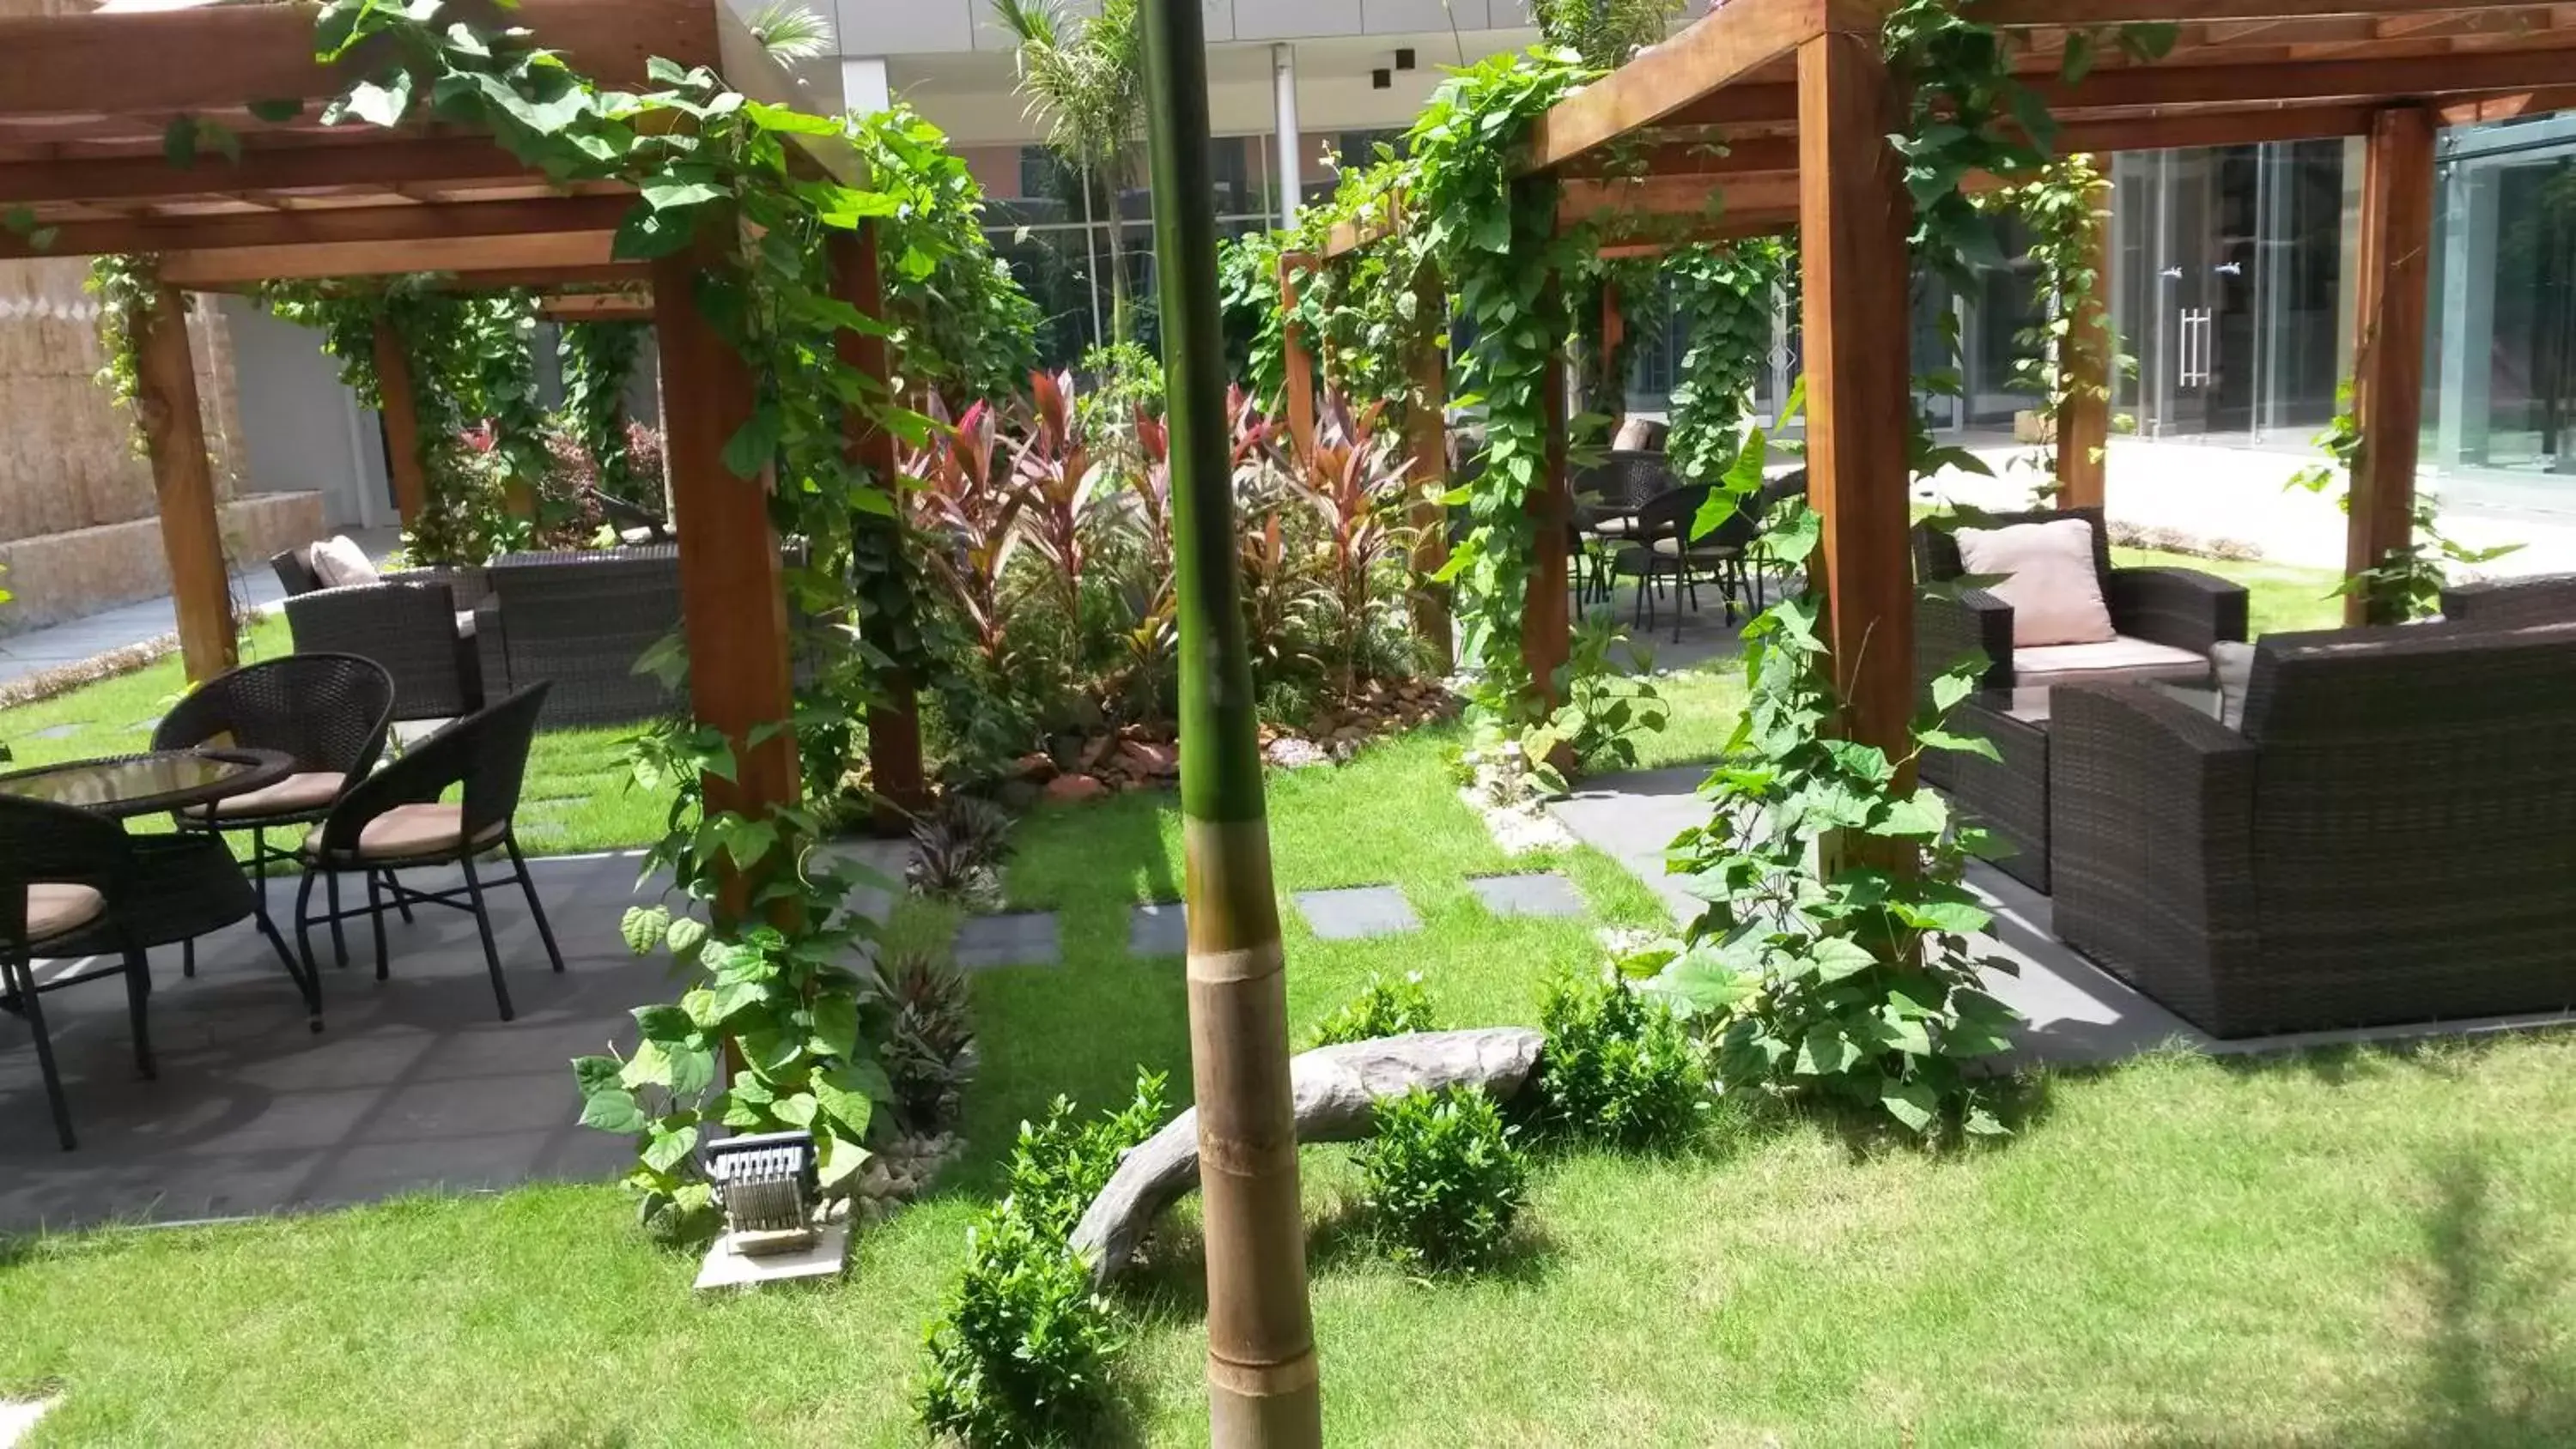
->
[0,656,565,1151]
[1911,506,2576,1040]
[1567,446,1809,641]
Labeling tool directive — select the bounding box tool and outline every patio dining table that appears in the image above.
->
[0,747,293,819]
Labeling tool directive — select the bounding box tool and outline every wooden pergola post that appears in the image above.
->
[1277,250,1317,455]
[134,283,238,684]
[1404,263,1453,673]
[2055,161,2114,512]
[1522,296,1572,710]
[371,317,429,524]
[1797,29,1915,877]
[827,221,932,834]
[2346,104,2437,627]
[653,225,799,906]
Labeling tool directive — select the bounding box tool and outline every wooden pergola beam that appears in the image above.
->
[2346,104,2438,627]
[2056,166,2116,512]
[372,318,429,525]
[535,292,654,320]
[1278,251,1318,455]
[2025,43,2576,110]
[134,286,238,684]
[1405,263,1453,673]
[156,230,623,288]
[1966,0,2537,25]
[0,193,633,263]
[1519,0,1853,175]
[0,138,534,208]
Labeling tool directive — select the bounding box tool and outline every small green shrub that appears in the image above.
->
[919,1206,1122,1448]
[1537,969,1704,1150]
[1357,1085,1528,1273]
[1309,972,1435,1047]
[919,1070,1169,1447]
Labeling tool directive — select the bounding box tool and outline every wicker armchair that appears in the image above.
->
[284,576,484,722]
[2050,620,2576,1039]
[2,795,145,1151]
[2441,572,2576,627]
[472,546,683,728]
[1915,506,2249,694]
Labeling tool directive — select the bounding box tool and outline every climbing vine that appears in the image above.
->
[84,253,161,454]
[1662,237,1789,485]
[2287,383,2519,621]
[300,0,958,1225]
[557,318,648,504]
[1980,153,2119,492]
[851,102,1042,403]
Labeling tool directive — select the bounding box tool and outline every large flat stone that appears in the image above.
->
[1467,871,1587,919]
[1292,886,1419,941]
[953,911,1060,971]
[1127,901,1188,957]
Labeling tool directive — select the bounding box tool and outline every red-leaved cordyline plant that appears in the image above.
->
[1277,391,1417,691]
[907,395,1021,670]
[1133,407,1176,593]
[1012,368,1101,626]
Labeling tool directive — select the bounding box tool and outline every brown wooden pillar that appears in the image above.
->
[1277,250,1317,455]
[371,318,430,524]
[1521,301,1572,710]
[1404,264,1454,674]
[828,221,932,834]
[652,222,799,903]
[2055,162,2113,512]
[2347,105,2438,627]
[134,284,237,684]
[1797,30,1915,877]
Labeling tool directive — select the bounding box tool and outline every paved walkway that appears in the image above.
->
[1549,765,2576,1067]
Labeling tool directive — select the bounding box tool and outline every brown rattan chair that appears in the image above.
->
[2049,620,2576,1038]
[294,682,563,1022]
[1,795,148,1151]
[155,653,397,978]
[2441,572,2576,627]
[284,575,486,723]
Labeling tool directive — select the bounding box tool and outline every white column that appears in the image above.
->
[2437,165,2499,468]
[1273,43,1303,229]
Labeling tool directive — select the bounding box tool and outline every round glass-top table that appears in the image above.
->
[0,748,293,819]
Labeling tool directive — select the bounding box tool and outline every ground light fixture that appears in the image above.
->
[693,1130,849,1289]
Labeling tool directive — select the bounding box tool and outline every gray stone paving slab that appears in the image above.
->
[1467,871,1588,919]
[1293,885,1420,941]
[1553,764,2576,1070]
[953,911,1060,971]
[0,849,769,1233]
[1128,901,1188,957]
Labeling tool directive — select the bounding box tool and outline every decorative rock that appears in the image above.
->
[1068,1028,1546,1286]
[1265,737,1332,769]
[1013,752,1060,783]
[1042,773,1109,803]
[1119,739,1178,778]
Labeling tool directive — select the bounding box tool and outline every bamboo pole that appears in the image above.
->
[1140,0,1322,1438]
[134,284,237,684]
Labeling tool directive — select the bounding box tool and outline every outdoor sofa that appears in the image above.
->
[2048,617,2576,1039]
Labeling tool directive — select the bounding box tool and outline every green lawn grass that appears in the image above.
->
[7,724,2576,1446]
[2116,545,2348,638]
[0,615,672,857]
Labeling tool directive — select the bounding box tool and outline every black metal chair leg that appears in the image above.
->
[293,870,322,991]
[506,838,566,975]
[325,871,349,968]
[386,870,416,925]
[366,870,390,980]
[7,950,76,1152]
[459,852,516,1022]
[121,946,155,1082]
[256,909,321,1026]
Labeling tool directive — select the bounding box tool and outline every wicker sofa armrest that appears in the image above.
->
[472,595,510,701]
[2107,567,2249,655]
[2048,681,2261,1033]
[1917,586,2015,694]
[2440,571,2576,627]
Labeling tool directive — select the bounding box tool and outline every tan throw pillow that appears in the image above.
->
[1954,517,2115,648]
[2209,640,2254,730]
[309,535,380,590]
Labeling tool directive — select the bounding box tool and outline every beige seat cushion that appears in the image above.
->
[309,534,381,589]
[456,610,479,639]
[2015,635,2214,691]
[186,770,348,822]
[24,882,106,942]
[1956,517,2115,647]
[307,803,504,862]
[1591,514,1637,538]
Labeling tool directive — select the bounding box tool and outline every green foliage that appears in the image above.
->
[1513,611,1665,791]
[992,0,1145,345]
[1530,0,1682,68]
[881,945,980,1136]
[556,320,648,504]
[1357,1085,1529,1273]
[854,103,1042,403]
[1535,968,1704,1149]
[919,1071,1166,1446]
[2287,382,2521,622]
[1215,229,1291,407]
[84,255,160,452]
[1980,154,2121,494]
[1663,238,1789,487]
[1311,971,1436,1046]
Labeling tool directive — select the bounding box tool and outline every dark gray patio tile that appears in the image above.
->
[1128,901,1188,957]
[361,1070,576,1142]
[301,1130,558,1206]
[1467,871,1588,919]
[953,911,1061,971]
[1293,886,1420,941]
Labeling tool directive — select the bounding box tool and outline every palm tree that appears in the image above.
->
[993,0,1146,348]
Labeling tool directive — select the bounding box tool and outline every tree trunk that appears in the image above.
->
[1139,0,1321,1440]
[1103,149,1133,349]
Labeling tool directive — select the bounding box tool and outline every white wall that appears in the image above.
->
[220,297,389,531]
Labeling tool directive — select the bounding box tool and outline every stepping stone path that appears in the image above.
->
[26,723,84,741]
[1128,901,1188,957]
[1467,871,1587,919]
[953,910,1061,971]
[1292,886,1420,941]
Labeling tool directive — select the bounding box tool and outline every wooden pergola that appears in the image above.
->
[1303,0,2576,803]
[0,0,927,826]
